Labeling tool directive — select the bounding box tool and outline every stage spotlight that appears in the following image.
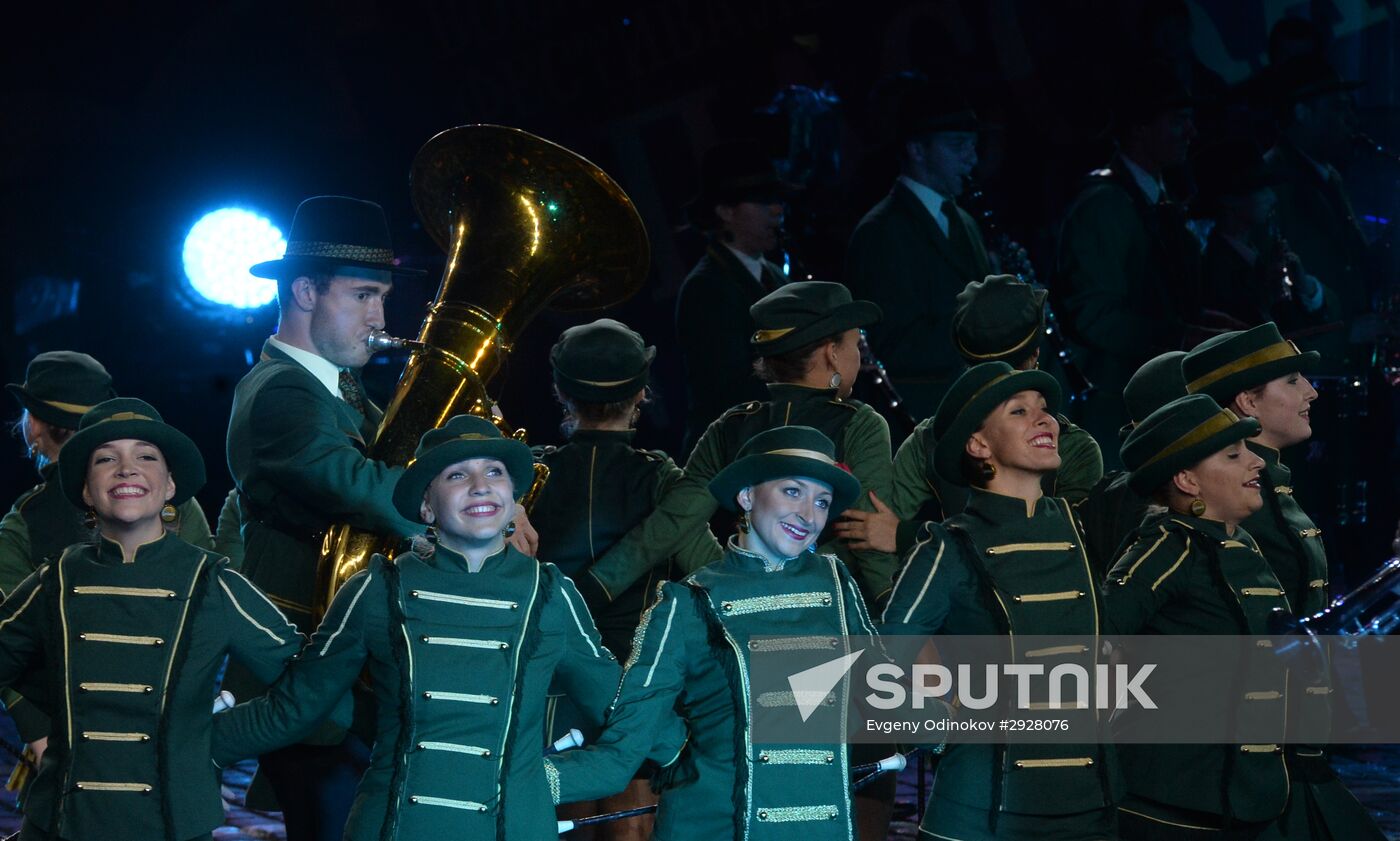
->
[182,208,285,308]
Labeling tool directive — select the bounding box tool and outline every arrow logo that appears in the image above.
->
[787,648,864,722]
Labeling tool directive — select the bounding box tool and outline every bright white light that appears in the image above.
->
[182,208,285,308]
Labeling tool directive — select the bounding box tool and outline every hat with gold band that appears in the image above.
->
[59,398,206,508]
[7,351,117,430]
[1121,394,1261,496]
[550,318,655,403]
[750,281,881,358]
[392,414,535,522]
[708,425,860,514]
[1182,322,1318,404]
[250,196,425,280]
[932,361,1061,486]
[952,274,1047,365]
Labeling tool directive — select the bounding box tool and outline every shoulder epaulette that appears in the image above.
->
[720,401,764,419]
[827,397,863,411]
[639,449,669,463]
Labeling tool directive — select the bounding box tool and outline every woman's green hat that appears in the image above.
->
[59,398,206,507]
[7,351,117,429]
[708,425,861,514]
[393,415,535,522]
[1119,350,1188,441]
[1121,394,1261,496]
[952,274,1047,365]
[550,318,655,403]
[749,281,881,357]
[1182,322,1319,404]
[932,361,1061,486]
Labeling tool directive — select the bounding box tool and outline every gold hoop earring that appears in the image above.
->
[160,503,179,524]
[425,523,438,544]
[979,461,998,482]
[1189,498,1207,518]
[736,511,751,534]
[83,508,98,530]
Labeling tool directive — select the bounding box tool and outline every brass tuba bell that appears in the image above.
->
[314,125,650,619]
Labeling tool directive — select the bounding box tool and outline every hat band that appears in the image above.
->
[41,398,98,414]
[954,370,1018,421]
[956,322,1041,361]
[752,327,797,344]
[762,447,837,466]
[283,240,396,264]
[94,411,156,424]
[1187,341,1302,393]
[569,374,641,387]
[1139,409,1243,471]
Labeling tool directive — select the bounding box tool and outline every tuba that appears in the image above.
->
[314,125,650,619]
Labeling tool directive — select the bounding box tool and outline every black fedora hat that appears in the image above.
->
[250,196,425,280]
[685,140,796,230]
[708,425,861,514]
[7,351,117,429]
[393,415,535,523]
[1190,139,1283,217]
[1264,54,1363,104]
[59,398,206,508]
[896,79,983,141]
[750,281,881,358]
[1122,394,1261,496]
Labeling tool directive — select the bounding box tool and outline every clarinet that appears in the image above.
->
[965,185,1095,403]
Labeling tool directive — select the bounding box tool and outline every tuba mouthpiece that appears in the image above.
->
[367,331,409,352]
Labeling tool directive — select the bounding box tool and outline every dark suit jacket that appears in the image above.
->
[674,244,782,455]
[845,180,991,421]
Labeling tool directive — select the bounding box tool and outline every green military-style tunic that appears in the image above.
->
[0,533,303,840]
[1076,470,1148,580]
[545,541,879,840]
[887,413,1102,556]
[212,543,621,840]
[1242,442,1329,618]
[1103,512,1291,831]
[881,489,1121,838]
[583,383,895,607]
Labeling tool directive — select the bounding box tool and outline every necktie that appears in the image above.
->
[934,198,952,238]
[338,369,366,417]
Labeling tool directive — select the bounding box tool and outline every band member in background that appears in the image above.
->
[1,352,212,780]
[0,398,303,841]
[882,362,1121,839]
[846,78,991,421]
[213,415,621,841]
[1056,60,1202,465]
[675,140,791,457]
[838,274,1103,560]
[225,196,427,840]
[532,318,721,840]
[544,425,878,841]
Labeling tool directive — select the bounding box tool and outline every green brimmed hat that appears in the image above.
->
[1122,394,1261,496]
[393,414,535,522]
[750,281,881,357]
[932,361,1061,486]
[1182,322,1319,404]
[708,425,860,514]
[1120,351,1188,441]
[250,196,425,280]
[952,274,1047,365]
[58,398,206,507]
[7,351,117,429]
[550,318,655,403]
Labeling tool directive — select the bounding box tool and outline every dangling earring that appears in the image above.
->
[829,371,842,389]
[83,508,98,530]
[979,460,998,482]
[503,521,517,538]
[736,511,751,534]
[425,523,438,544]
[1189,498,1207,517]
[160,503,179,524]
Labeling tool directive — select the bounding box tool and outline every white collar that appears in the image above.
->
[723,243,766,281]
[268,336,343,397]
[898,175,951,221]
[1120,155,1165,205]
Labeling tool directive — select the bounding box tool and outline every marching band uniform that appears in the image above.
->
[0,398,303,841]
[544,426,878,840]
[212,415,621,840]
[882,363,1121,839]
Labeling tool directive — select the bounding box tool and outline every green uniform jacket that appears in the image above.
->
[530,429,720,659]
[0,463,211,743]
[210,489,246,572]
[845,182,992,420]
[675,244,785,455]
[1243,442,1330,619]
[226,339,418,631]
[582,383,896,607]
[1264,142,1372,370]
[1075,470,1148,581]
[1102,512,1291,827]
[888,413,1102,557]
[1055,158,1202,461]
[882,490,1121,836]
[545,543,880,841]
[0,533,303,840]
[212,544,620,841]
